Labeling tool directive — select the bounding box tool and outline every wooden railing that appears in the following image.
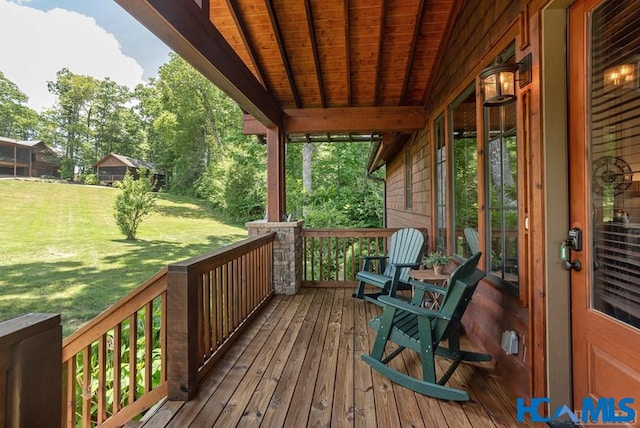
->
[301,228,428,287]
[61,268,168,428]
[166,232,275,400]
[54,232,275,427]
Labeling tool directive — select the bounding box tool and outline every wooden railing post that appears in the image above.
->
[0,313,62,428]
[166,264,200,400]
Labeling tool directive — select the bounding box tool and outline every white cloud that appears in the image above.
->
[0,0,145,111]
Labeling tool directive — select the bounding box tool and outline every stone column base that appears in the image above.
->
[246,220,303,295]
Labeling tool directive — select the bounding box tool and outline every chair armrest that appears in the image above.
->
[409,279,447,295]
[360,255,388,261]
[378,296,451,320]
[389,262,422,269]
[359,255,388,272]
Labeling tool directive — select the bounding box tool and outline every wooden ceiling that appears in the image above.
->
[208,0,456,110]
[116,0,458,156]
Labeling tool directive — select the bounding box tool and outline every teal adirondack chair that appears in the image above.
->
[464,227,480,255]
[362,252,490,401]
[353,228,425,305]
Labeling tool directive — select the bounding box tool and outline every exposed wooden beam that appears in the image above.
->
[115,0,283,128]
[374,0,386,105]
[243,106,427,134]
[304,0,326,107]
[224,0,268,88]
[265,0,301,108]
[369,132,394,172]
[400,0,426,103]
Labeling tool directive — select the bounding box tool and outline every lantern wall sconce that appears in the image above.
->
[480,53,532,107]
[604,60,639,92]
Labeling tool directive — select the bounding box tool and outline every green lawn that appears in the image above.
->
[0,179,247,335]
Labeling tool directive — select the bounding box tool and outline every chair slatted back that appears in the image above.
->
[431,252,484,342]
[384,228,425,282]
[463,227,480,255]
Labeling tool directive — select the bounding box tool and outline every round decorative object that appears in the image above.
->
[592,156,633,195]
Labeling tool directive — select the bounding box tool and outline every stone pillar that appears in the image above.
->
[246,220,303,295]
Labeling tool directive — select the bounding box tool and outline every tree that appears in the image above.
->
[46,68,98,170]
[113,169,157,240]
[0,70,39,139]
[286,141,384,228]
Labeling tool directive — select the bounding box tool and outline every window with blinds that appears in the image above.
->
[590,0,640,329]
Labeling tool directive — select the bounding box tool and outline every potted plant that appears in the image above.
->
[423,251,451,275]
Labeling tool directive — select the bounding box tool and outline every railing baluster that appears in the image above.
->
[144,301,153,393]
[202,271,211,358]
[240,254,246,322]
[160,293,167,384]
[197,272,204,364]
[128,313,137,405]
[65,357,76,427]
[223,262,230,339]
[82,346,91,427]
[113,323,122,414]
[215,266,222,347]
[97,334,107,423]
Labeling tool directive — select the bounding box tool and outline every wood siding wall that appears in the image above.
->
[386,0,540,399]
[386,126,431,229]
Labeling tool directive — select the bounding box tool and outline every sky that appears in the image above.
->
[0,0,172,111]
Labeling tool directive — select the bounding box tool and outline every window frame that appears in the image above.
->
[484,101,520,293]
[405,145,413,211]
[433,113,447,252]
[448,84,479,259]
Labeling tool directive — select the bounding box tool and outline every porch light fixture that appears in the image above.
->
[604,60,639,92]
[480,53,532,107]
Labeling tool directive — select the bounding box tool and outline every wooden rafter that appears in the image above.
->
[304,0,326,107]
[265,0,301,108]
[116,0,283,128]
[224,0,268,89]
[422,0,463,107]
[374,0,387,106]
[400,0,426,103]
[344,0,351,105]
[243,106,427,134]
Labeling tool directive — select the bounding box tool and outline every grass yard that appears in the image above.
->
[0,179,247,336]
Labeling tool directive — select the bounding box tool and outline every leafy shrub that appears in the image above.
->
[113,169,157,240]
[83,173,99,185]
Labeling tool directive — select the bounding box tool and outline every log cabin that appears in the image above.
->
[2,0,640,426]
[95,153,166,189]
[0,136,61,178]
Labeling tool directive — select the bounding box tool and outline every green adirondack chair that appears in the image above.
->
[464,227,480,255]
[361,252,490,401]
[352,228,425,306]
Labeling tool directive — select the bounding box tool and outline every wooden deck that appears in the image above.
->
[135,288,537,427]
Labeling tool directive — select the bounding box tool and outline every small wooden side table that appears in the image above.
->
[409,269,450,309]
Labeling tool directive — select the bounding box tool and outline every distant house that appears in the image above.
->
[0,137,61,178]
[95,153,165,189]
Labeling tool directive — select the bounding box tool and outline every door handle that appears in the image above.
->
[560,239,582,272]
[561,259,582,271]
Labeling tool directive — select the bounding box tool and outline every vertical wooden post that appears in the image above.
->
[266,127,286,221]
[166,264,199,400]
[0,313,62,428]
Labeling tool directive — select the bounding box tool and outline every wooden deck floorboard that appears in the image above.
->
[141,288,539,427]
